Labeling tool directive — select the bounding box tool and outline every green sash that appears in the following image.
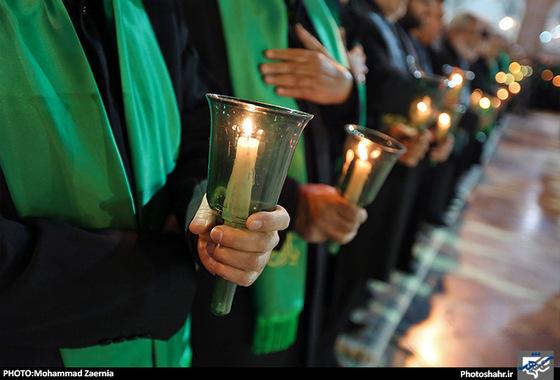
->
[0,0,188,367]
[217,0,349,354]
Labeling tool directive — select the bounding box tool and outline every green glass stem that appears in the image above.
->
[210,218,245,316]
[326,240,341,255]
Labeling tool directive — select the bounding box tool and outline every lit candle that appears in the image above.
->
[224,118,260,222]
[344,140,373,204]
[450,73,463,88]
[436,112,451,141]
[411,96,432,128]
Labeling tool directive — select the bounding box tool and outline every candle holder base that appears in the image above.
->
[211,276,237,316]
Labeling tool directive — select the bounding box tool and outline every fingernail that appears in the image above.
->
[210,227,223,243]
[248,219,262,230]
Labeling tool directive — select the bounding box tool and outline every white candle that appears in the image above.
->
[224,118,260,222]
[436,112,451,141]
[344,140,373,204]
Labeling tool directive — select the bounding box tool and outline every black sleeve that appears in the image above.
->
[0,183,196,348]
[355,14,415,130]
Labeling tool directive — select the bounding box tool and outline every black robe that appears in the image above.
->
[0,0,212,366]
[321,0,429,352]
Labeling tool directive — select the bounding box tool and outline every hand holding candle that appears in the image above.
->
[205,94,312,316]
[189,196,290,286]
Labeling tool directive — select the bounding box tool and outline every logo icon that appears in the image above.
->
[518,351,554,380]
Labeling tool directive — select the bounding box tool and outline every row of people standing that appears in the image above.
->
[182,0,500,367]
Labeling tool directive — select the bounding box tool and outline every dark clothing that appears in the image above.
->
[326,1,430,359]
[182,0,359,367]
[0,0,211,366]
[353,0,417,129]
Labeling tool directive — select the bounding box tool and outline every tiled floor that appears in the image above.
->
[335,110,560,367]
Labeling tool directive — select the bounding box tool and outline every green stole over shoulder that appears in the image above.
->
[217,0,349,354]
[0,0,189,367]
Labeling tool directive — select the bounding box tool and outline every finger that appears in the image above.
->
[264,48,313,63]
[314,206,361,237]
[197,235,217,275]
[295,23,332,57]
[274,86,317,102]
[210,259,262,287]
[260,60,317,75]
[263,73,316,88]
[209,244,270,273]
[246,205,290,232]
[333,200,368,224]
[188,195,215,235]
[210,226,280,253]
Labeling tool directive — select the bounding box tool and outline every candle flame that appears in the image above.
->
[358,140,369,161]
[417,101,428,113]
[479,97,491,109]
[438,112,451,128]
[242,118,253,137]
[450,73,463,87]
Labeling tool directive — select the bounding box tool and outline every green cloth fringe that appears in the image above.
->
[252,312,300,355]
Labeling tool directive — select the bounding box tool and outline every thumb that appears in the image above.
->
[188,195,215,235]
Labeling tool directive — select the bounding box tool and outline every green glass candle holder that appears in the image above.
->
[382,72,451,132]
[328,124,406,254]
[205,94,313,316]
[408,71,452,131]
[434,65,474,141]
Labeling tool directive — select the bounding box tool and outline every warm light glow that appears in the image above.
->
[495,71,507,84]
[450,73,463,87]
[553,75,560,87]
[509,81,521,94]
[342,148,355,175]
[438,112,451,127]
[346,148,355,163]
[242,118,253,137]
[497,88,509,100]
[509,62,521,74]
[470,89,482,104]
[479,97,491,109]
[505,73,515,85]
[542,69,554,81]
[491,97,501,108]
[370,149,382,160]
[499,16,516,31]
[417,101,428,113]
[358,140,369,161]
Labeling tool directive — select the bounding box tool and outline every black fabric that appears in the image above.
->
[0,0,211,367]
[182,0,359,367]
[321,2,428,360]
[353,0,416,130]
